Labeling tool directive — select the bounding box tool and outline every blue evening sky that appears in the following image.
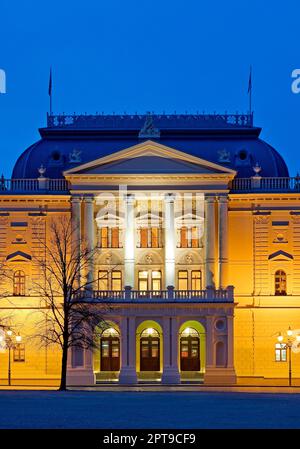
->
[0,0,300,177]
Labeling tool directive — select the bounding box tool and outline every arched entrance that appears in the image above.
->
[178,320,206,380]
[140,328,160,371]
[180,327,200,371]
[136,320,163,381]
[93,321,120,381]
[100,327,120,371]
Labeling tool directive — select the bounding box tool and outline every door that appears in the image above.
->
[180,335,200,371]
[140,336,160,371]
[100,337,120,371]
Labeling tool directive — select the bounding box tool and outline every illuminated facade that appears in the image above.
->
[0,112,299,386]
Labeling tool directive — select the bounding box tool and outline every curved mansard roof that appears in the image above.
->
[12,113,289,179]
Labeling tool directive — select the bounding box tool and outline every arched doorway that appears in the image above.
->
[180,327,200,371]
[178,321,206,380]
[100,327,120,371]
[140,328,160,371]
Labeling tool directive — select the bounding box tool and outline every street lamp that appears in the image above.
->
[277,327,300,387]
[0,329,22,386]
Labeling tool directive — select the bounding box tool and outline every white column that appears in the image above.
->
[83,196,95,288]
[71,196,81,248]
[161,317,180,384]
[204,195,216,287]
[119,316,137,384]
[164,193,175,288]
[124,194,135,287]
[218,195,229,289]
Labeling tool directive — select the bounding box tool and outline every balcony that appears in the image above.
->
[0,178,69,194]
[230,177,300,193]
[75,286,234,303]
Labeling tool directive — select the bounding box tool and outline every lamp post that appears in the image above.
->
[277,326,300,387]
[0,329,22,386]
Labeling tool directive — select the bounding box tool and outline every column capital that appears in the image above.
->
[83,195,94,203]
[218,195,229,204]
[124,193,135,204]
[165,193,176,202]
[71,195,82,204]
[205,195,216,203]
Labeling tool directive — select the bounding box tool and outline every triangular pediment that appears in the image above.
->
[268,250,293,261]
[64,141,236,177]
[6,251,32,262]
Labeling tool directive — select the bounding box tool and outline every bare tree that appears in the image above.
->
[32,216,110,391]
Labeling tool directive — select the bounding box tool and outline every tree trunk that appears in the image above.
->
[59,342,68,391]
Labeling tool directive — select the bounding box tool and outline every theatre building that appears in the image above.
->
[0,112,299,386]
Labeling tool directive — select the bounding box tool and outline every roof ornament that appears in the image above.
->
[69,148,82,163]
[139,112,160,139]
[218,148,231,163]
[253,162,262,177]
[38,164,46,178]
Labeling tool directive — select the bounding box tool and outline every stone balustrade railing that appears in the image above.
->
[0,178,69,193]
[74,286,234,302]
[230,177,300,192]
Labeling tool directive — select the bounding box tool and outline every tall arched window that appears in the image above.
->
[275,270,287,296]
[13,270,25,296]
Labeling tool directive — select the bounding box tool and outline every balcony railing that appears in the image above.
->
[230,177,300,193]
[0,178,69,193]
[75,286,234,303]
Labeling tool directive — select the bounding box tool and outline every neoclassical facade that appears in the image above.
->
[0,112,299,386]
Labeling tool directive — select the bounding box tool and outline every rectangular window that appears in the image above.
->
[140,228,148,248]
[100,227,108,248]
[192,271,202,290]
[13,344,25,362]
[138,271,148,291]
[178,270,188,290]
[98,271,109,291]
[180,227,188,248]
[111,227,119,248]
[151,228,159,248]
[275,343,287,362]
[151,271,161,291]
[112,271,122,291]
[191,226,199,248]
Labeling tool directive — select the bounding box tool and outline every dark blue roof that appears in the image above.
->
[12,114,289,179]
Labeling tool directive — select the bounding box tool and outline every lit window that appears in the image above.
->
[275,343,287,362]
[151,271,161,291]
[180,227,188,248]
[111,228,119,248]
[151,228,159,248]
[140,228,148,248]
[13,344,25,362]
[13,270,25,296]
[111,271,122,291]
[178,271,188,290]
[275,270,287,296]
[192,271,202,290]
[138,271,148,291]
[98,271,109,291]
[100,227,108,248]
[191,226,199,248]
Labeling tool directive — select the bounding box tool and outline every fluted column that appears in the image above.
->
[124,194,135,288]
[218,195,229,289]
[204,195,216,287]
[83,196,95,288]
[164,193,175,288]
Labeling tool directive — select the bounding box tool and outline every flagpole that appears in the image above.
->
[248,65,252,117]
[49,67,53,116]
